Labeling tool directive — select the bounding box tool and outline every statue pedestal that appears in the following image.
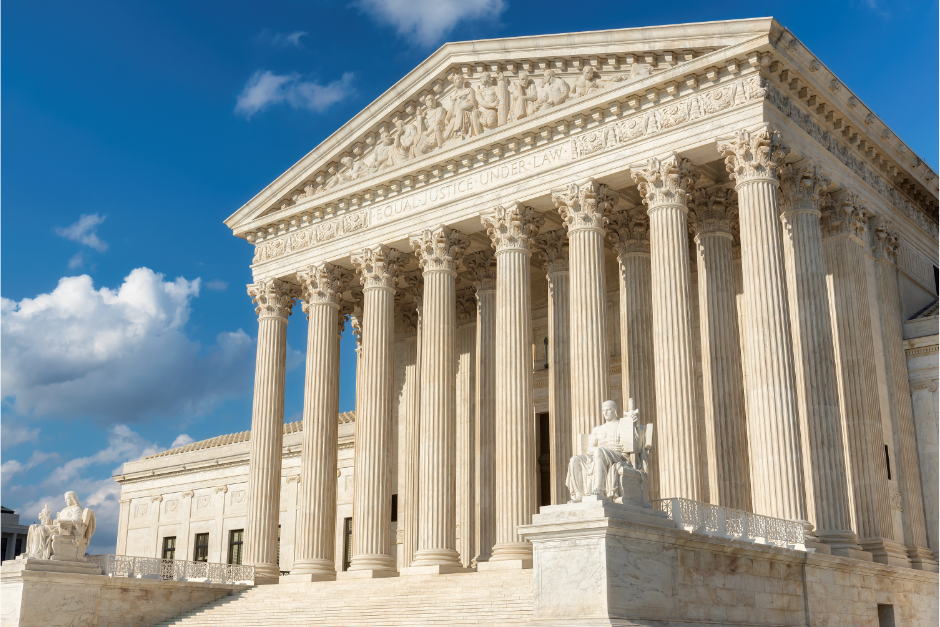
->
[7,557,101,576]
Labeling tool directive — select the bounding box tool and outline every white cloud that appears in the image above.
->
[234,71,355,118]
[257,29,309,49]
[1,421,40,450]
[68,252,86,269]
[205,279,228,291]
[10,425,164,555]
[55,214,108,252]
[171,433,195,448]
[1,451,60,487]
[1,268,255,422]
[353,0,505,46]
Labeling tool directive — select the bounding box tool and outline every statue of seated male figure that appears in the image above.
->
[566,399,635,502]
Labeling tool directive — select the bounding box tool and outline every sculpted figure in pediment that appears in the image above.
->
[324,155,367,191]
[445,72,483,141]
[508,70,539,122]
[476,71,508,130]
[414,93,448,156]
[570,66,626,98]
[536,69,570,112]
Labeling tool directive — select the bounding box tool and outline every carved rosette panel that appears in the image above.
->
[689,186,737,236]
[480,202,544,253]
[552,178,618,233]
[297,262,352,312]
[632,154,698,210]
[820,192,870,239]
[409,226,470,274]
[871,218,901,261]
[535,229,570,273]
[778,160,830,216]
[607,207,651,255]
[717,126,790,184]
[247,278,298,320]
[351,245,402,290]
[464,250,497,291]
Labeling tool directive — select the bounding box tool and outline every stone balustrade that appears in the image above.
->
[651,498,807,550]
[87,554,255,585]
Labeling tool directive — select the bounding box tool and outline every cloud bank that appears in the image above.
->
[235,71,355,118]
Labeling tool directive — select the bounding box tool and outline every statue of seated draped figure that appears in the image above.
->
[566,399,653,503]
[23,491,96,562]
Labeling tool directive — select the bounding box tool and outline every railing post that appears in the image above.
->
[716,507,728,538]
[671,498,682,530]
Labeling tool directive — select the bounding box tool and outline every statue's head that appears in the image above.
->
[64,491,80,507]
[602,400,619,422]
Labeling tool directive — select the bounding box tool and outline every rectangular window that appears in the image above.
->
[277,525,281,567]
[14,538,22,556]
[391,494,398,523]
[877,604,896,627]
[884,445,892,481]
[193,533,209,563]
[342,517,353,572]
[161,536,177,560]
[537,412,552,507]
[1,538,7,559]
[228,529,244,565]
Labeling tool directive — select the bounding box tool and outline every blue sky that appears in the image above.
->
[2,0,937,555]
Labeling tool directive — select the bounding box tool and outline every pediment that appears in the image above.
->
[225,18,780,233]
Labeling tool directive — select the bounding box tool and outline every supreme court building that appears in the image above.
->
[113,17,939,626]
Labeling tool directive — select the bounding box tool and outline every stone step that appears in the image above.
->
[153,569,534,627]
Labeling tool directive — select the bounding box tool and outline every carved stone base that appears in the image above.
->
[6,557,101,576]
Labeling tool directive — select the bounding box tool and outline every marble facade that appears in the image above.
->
[110,16,938,625]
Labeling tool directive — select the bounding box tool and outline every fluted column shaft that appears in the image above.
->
[821,197,905,565]
[632,156,703,501]
[456,294,477,566]
[400,294,422,568]
[537,231,572,505]
[482,203,542,561]
[694,229,752,511]
[719,128,807,524]
[244,279,295,581]
[349,247,400,572]
[872,228,936,570]
[469,252,497,561]
[609,208,658,501]
[294,264,348,577]
[778,163,857,550]
[410,226,469,568]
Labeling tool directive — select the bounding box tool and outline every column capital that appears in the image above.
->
[871,217,900,262]
[779,160,830,217]
[464,250,497,292]
[351,245,403,290]
[396,271,423,336]
[690,186,737,237]
[631,153,698,210]
[535,229,570,273]
[552,178,618,233]
[247,278,298,320]
[820,192,871,239]
[717,125,790,185]
[298,262,352,312]
[410,225,470,274]
[607,207,651,255]
[481,202,545,253]
[456,288,477,325]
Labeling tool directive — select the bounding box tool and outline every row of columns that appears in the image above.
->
[242,123,936,581]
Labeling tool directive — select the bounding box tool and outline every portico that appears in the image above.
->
[224,18,939,586]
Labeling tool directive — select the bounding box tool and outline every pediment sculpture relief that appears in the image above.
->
[22,491,96,562]
[283,62,650,206]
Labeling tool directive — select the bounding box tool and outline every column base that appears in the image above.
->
[280,573,336,583]
[860,538,910,568]
[490,541,533,562]
[400,564,472,576]
[409,548,463,569]
[289,558,337,579]
[348,553,397,572]
[251,561,281,582]
[337,569,399,579]
[803,541,832,555]
[907,546,939,573]
[830,546,874,561]
[476,559,532,571]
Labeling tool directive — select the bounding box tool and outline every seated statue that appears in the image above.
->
[23,491,96,562]
[566,399,653,503]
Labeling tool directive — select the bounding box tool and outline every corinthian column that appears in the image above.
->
[689,187,751,511]
[871,222,938,571]
[397,272,422,568]
[821,194,908,566]
[465,251,497,561]
[718,127,807,525]
[631,155,703,501]
[348,245,401,575]
[480,203,544,565]
[407,226,470,573]
[552,179,616,440]
[778,162,859,554]
[535,230,572,505]
[291,264,351,580]
[607,208,658,500]
[244,278,296,582]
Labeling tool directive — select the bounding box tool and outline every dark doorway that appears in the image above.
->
[537,412,551,507]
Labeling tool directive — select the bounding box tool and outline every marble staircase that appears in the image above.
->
[154,568,534,626]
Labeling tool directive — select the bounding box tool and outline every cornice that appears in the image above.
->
[226,19,775,230]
